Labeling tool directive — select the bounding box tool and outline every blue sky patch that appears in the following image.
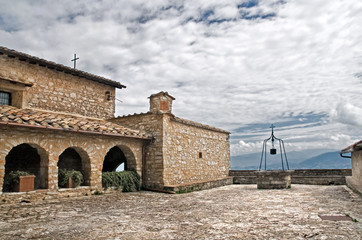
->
[232,112,327,134]
[237,0,259,9]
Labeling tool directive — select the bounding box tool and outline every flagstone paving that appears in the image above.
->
[0,184,361,239]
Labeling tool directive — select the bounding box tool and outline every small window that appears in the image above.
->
[198,152,203,158]
[105,91,111,101]
[0,91,11,105]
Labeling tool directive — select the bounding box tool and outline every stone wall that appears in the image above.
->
[230,169,352,185]
[109,113,165,189]
[346,151,362,196]
[351,151,362,182]
[0,55,115,119]
[0,125,144,193]
[111,112,231,189]
[163,118,230,186]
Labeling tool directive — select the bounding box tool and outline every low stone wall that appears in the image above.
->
[229,170,258,184]
[0,187,94,205]
[230,169,352,185]
[163,177,233,193]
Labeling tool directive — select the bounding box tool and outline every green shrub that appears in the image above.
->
[102,171,140,192]
[3,171,32,192]
[58,169,84,187]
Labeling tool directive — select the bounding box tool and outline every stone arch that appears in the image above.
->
[102,145,137,172]
[3,143,48,192]
[58,147,91,186]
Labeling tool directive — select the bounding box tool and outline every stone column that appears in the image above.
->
[47,153,59,190]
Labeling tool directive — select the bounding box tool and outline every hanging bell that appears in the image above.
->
[270,148,277,155]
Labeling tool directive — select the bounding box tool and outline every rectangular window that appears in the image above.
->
[198,152,203,158]
[0,91,11,105]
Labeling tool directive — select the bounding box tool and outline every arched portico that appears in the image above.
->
[102,145,137,172]
[2,143,48,192]
[58,147,91,186]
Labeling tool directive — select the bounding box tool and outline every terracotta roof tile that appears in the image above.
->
[172,116,230,134]
[0,105,151,139]
[341,140,362,153]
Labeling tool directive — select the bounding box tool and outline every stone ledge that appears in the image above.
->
[163,177,233,193]
[0,187,95,204]
[230,169,352,185]
[292,176,346,185]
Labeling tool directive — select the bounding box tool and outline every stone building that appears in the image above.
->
[0,46,230,194]
[111,92,230,190]
[341,140,362,195]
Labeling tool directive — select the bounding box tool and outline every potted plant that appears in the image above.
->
[3,170,36,192]
[58,169,84,188]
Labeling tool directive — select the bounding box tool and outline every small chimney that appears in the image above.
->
[149,91,175,114]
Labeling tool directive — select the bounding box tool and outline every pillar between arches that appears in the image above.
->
[48,153,59,190]
[0,152,6,193]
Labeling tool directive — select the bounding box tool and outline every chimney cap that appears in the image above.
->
[148,91,175,100]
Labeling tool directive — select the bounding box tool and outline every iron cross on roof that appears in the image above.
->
[71,54,79,69]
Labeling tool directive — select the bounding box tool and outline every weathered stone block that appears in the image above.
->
[256,170,294,189]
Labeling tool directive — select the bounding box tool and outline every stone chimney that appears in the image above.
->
[149,91,175,114]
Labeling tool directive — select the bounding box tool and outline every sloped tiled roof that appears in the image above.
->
[0,105,151,139]
[172,116,230,134]
[0,46,125,89]
[113,112,230,134]
[341,140,362,153]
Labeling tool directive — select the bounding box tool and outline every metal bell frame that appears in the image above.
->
[259,124,289,171]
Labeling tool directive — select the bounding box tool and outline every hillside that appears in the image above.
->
[231,150,351,170]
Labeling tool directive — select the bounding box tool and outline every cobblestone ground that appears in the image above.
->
[0,184,361,240]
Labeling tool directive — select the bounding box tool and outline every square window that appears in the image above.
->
[0,91,11,105]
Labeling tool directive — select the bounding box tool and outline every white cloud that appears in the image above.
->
[1,0,362,158]
[330,102,362,127]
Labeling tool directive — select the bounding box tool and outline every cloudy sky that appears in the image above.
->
[1,0,361,159]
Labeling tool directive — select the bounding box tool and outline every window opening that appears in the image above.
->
[0,91,11,105]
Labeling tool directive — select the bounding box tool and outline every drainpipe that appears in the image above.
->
[340,152,351,158]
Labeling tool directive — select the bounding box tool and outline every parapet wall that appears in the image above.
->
[230,169,352,185]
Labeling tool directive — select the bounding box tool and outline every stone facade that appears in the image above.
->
[111,92,230,189]
[163,118,230,186]
[0,47,123,119]
[0,125,145,192]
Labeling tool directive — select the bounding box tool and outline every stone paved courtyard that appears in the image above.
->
[0,184,361,239]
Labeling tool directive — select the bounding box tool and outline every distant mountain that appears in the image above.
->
[231,150,351,170]
[296,151,351,169]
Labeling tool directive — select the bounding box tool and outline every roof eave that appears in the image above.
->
[0,46,126,89]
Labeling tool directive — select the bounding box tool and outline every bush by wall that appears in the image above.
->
[58,169,84,187]
[102,171,140,192]
[3,170,32,192]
